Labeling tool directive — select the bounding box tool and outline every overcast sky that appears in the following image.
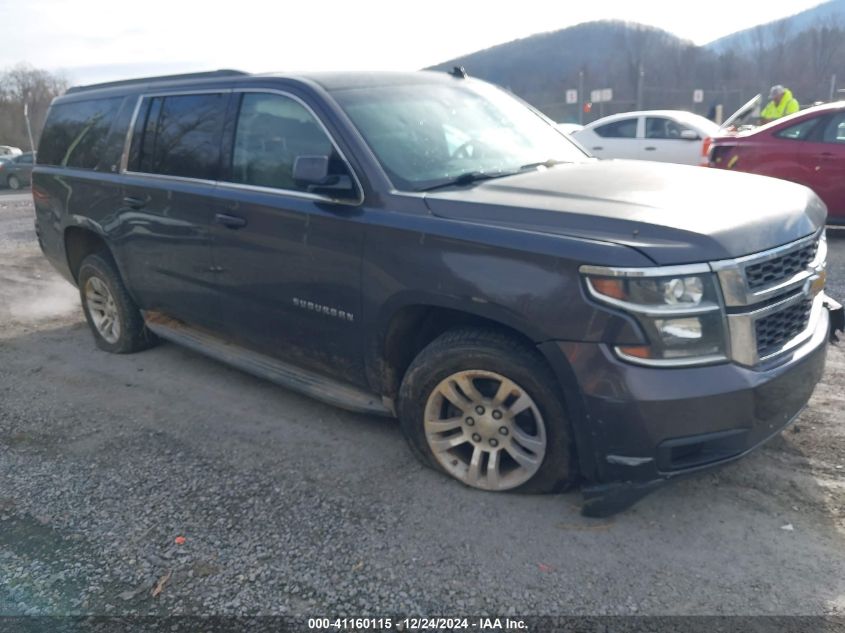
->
[0,0,827,85]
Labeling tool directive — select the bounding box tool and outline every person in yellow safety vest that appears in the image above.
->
[760,85,799,123]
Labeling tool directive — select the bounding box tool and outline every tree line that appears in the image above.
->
[0,65,68,151]
[431,17,845,123]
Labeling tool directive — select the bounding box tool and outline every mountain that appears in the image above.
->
[427,4,845,123]
[706,0,845,52]
[427,21,700,120]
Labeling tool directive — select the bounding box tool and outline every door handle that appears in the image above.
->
[123,196,147,209]
[644,146,657,151]
[592,146,604,151]
[214,213,247,229]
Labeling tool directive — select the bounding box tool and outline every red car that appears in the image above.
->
[709,101,845,224]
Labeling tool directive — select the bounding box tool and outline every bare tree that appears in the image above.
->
[767,20,793,83]
[0,64,68,150]
[622,23,655,102]
[807,17,843,97]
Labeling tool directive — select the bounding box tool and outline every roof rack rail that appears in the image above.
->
[66,69,249,94]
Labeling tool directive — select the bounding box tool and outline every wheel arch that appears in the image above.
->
[370,295,558,399]
[370,297,595,480]
[63,225,116,285]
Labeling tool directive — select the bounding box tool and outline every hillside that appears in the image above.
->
[427,21,699,120]
[428,3,845,123]
[707,0,845,51]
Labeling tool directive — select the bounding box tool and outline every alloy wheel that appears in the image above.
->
[84,276,121,344]
[423,369,547,491]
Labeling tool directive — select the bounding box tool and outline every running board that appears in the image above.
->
[143,312,393,417]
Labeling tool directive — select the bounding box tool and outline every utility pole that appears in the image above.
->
[636,63,644,110]
[578,70,585,125]
[831,74,837,102]
[24,103,35,153]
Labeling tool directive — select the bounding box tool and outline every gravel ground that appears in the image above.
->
[1,196,844,618]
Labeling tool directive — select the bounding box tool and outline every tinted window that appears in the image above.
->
[775,118,819,140]
[229,93,349,194]
[821,113,845,144]
[135,96,163,174]
[95,98,136,173]
[17,153,34,164]
[38,98,123,168]
[645,117,693,139]
[132,93,227,180]
[594,119,637,138]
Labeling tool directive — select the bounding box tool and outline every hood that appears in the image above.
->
[423,160,825,265]
[721,94,761,130]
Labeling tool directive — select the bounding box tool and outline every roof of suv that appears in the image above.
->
[257,71,463,91]
[64,69,464,98]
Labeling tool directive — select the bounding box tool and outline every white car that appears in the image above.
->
[0,145,23,158]
[555,123,584,136]
[572,111,721,165]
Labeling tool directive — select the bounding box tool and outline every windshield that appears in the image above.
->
[331,80,588,191]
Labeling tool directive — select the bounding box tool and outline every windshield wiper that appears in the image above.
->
[519,158,572,171]
[417,170,519,192]
[417,161,571,192]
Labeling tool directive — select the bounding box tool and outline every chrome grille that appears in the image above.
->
[755,298,813,358]
[745,241,818,291]
[712,230,825,366]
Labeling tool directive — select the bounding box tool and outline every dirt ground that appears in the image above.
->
[1,191,844,617]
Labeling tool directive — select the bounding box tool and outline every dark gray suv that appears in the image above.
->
[32,69,843,515]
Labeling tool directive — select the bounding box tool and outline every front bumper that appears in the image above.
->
[546,301,832,517]
[826,295,844,341]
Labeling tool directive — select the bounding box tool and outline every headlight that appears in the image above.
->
[581,264,728,366]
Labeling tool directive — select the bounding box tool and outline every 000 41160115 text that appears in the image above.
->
[307,616,529,630]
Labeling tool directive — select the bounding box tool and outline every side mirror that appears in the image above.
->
[293,154,358,201]
[293,155,331,185]
[680,129,700,140]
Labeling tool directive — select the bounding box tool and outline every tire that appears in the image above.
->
[7,175,20,190]
[77,252,156,354]
[398,327,574,494]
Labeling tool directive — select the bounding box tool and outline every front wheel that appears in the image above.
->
[7,175,20,190]
[398,328,574,494]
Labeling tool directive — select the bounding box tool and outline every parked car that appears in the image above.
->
[33,70,842,516]
[573,110,720,165]
[0,151,36,189]
[0,145,23,158]
[709,101,845,224]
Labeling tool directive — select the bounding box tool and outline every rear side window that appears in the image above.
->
[594,119,637,138]
[38,98,123,168]
[130,93,227,180]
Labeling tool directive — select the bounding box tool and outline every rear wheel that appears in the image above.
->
[7,175,20,190]
[77,253,156,354]
[398,328,574,494]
